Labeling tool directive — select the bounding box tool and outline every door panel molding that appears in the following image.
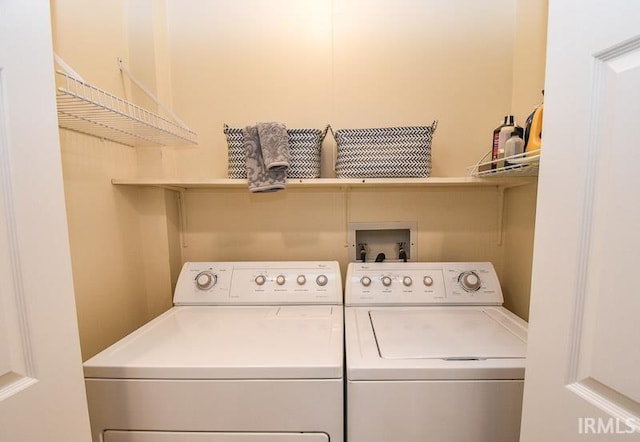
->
[566,35,640,427]
[0,70,36,400]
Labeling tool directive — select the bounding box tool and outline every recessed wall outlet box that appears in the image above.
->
[348,221,417,262]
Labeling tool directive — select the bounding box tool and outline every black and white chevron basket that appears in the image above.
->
[333,122,437,178]
[224,125,328,179]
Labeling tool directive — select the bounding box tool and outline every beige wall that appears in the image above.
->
[52,0,547,358]
[52,0,176,360]
[183,186,503,267]
[502,0,547,320]
[163,0,520,178]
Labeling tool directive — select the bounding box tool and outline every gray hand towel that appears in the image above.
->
[243,124,290,193]
[257,122,291,169]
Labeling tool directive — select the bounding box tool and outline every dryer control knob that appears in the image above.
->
[316,274,329,286]
[255,275,267,286]
[403,276,413,287]
[360,276,372,287]
[382,276,392,287]
[297,275,307,285]
[276,275,286,285]
[423,276,434,286]
[195,271,217,290]
[459,271,481,292]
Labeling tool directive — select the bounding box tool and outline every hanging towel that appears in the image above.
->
[243,123,290,193]
[257,122,291,169]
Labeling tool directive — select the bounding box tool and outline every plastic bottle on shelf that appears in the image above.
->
[491,118,507,169]
[524,90,544,156]
[524,104,543,156]
[504,130,525,167]
[492,115,515,170]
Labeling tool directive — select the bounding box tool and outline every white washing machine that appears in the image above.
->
[83,261,343,442]
[345,262,528,442]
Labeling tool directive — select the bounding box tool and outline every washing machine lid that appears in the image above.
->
[104,432,329,442]
[370,308,526,360]
[84,305,343,380]
[345,306,527,381]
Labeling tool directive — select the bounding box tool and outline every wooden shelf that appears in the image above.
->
[111,176,537,191]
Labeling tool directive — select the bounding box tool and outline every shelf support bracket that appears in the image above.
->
[177,189,188,249]
[118,58,188,128]
[497,186,506,246]
[344,185,352,249]
[54,53,84,81]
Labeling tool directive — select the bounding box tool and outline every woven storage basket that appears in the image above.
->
[333,121,437,178]
[224,125,328,179]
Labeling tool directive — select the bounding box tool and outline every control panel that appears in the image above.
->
[173,261,342,305]
[345,262,503,306]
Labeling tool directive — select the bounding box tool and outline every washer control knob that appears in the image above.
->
[195,271,217,290]
[423,276,434,286]
[382,276,392,287]
[360,276,372,287]
[297,275,306,285]
[459,271,481,292]
[316,274,329,286]
[403,276,413,287]
[255,275,267,286]
[276,275,286,285]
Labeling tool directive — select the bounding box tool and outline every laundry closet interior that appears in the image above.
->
[50,0,547,361]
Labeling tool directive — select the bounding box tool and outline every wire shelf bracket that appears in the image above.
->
[468,148,540,245]
[468,149,541,178]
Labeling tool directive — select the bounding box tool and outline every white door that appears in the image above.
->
[0,1,92,441]
[521,1,640,441]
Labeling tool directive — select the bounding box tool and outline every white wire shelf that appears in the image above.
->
[469,149,541,178]
[55,70,198,147]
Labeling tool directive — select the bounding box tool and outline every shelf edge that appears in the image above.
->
[111,176,537,190]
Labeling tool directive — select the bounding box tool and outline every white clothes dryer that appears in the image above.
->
[84,261,343,442]
[345,262,527,442]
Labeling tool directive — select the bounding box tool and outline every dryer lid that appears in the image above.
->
[84,305,343,380]
[370,308,526,360]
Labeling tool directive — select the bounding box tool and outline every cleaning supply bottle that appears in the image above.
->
[524,104,543,155]
[492,115,515,169]
[524,90,544,156]
[504,130,525,167]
